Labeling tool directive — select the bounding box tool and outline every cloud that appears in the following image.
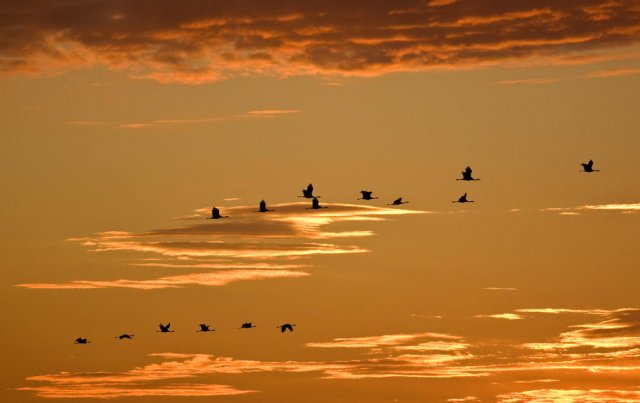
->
[2,1,640,83]
[306,332,463,349]
[483,287,518,291]
[15,269,309,290]
[541,203,640,214]
[18,202,421,290]
[476,313,525,320]
[520,309,640,352]
[67,109,300,129]
[19,310,640,399]
[17,384,253,399]
[513,379,560,384]
[585,67,640,78]
[497,388,640,402]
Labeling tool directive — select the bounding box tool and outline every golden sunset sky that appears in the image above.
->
[2,1,640,402]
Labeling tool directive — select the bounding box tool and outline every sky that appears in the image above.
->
[1,1,640,402]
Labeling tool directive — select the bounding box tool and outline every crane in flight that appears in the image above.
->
[278,323,296,333]
[358,191,378,200]
[240,322,257,329]
[452,193,475,203]
[457,166,480,181]
[74,337,90,344]
[255,200,274,213]
[207,207,227,219]
[115,334,134,340]
[581,160,600,173]
[298,183,319,199]
[196,324,214,333]
[307,197,327,209]
[388,197,409,206]
[157,323,175,333]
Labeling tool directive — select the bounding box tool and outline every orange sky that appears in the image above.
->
[2,1,640,402]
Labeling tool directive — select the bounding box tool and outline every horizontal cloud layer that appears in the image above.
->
[2,1,639,82]
[19,307,640,398]
[541,203,640,214]
[18,202,421,289]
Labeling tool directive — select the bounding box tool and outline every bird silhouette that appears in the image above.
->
[255,200,274,213]
[240,322,257,329]
[307,197,327,209]
[358,191,378,200]
[298,183,319,199]
[207,207,227,219]
[157,323,175,333]
[115,334,134,340]
[277,323,296,333]
[388,197,409,205]
[452,193,474,203]
[581,159,600,173]
[196,324,214,333]
[74,337,90,344]
[457,166,480,181]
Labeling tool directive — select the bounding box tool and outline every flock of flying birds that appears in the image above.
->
[74,323,295,344]
[73,160,600,345]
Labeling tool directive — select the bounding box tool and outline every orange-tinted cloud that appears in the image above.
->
[19,308,640,399]
[497,388,640,402]
[18,202,421,290]
[67,109,300,129]
[541,203,640,214]
[15,269,309,290]
[2,1,640,83]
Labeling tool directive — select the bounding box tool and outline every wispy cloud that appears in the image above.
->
[306,332,462,349]
[585,67,640,78]
[541,203,640,214]
[476,313,524,320]
[497,388,640,402]
[67,109,300,129]
[19,308,640,399]
[497,65,640,85]
[16,269,308,290]
[484,287,518,291]
[18,202,422,290]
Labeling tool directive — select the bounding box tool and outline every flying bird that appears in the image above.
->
[307,197,327,209]
[196,324,214,333]
[157,323,175,333]
[358,191,378,200]
[255,200,274,213]
[388,197,409,205]
[240,322,257,329]
[115,334,134,340]
[298,183,319,199]
[278,323,296,333]
[581,159,599,173]
[74,337,90,344]
[457,166,480,181]
[452,193,474,203]
[207,207,227,219]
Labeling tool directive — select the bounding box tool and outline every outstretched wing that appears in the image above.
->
[307,184,313,193]
[285,324,294,332]
[465,166,472,174]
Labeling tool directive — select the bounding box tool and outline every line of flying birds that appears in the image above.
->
[74,160,599,344]
[74,323,295,344]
